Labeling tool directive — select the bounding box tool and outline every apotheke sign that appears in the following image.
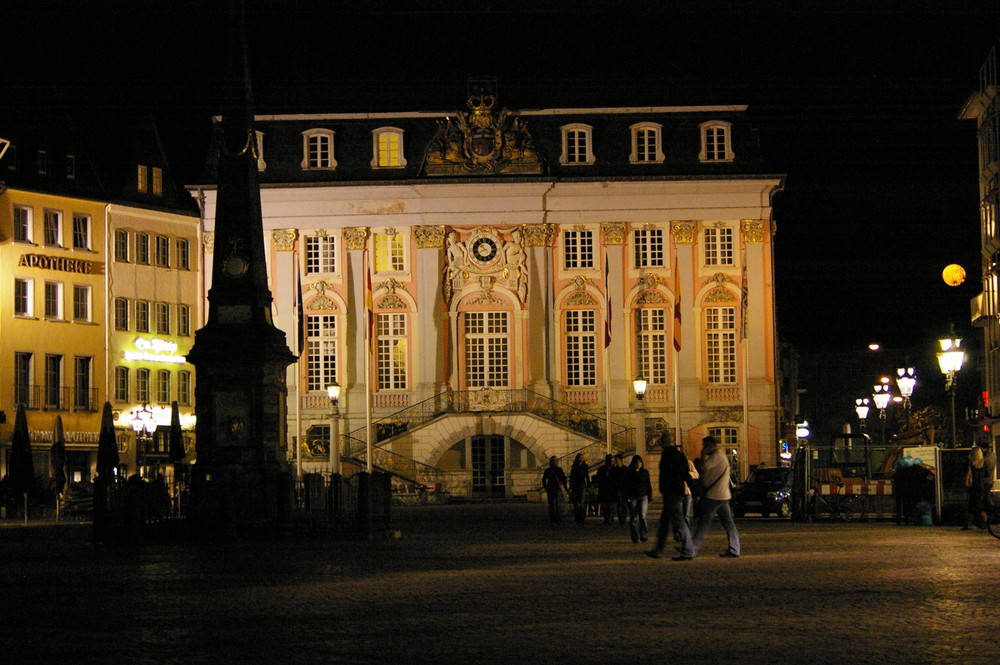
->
[19,253,102,274]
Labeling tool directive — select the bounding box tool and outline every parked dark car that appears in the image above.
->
[732,466,791,518]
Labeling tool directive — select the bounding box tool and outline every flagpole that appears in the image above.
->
[604,255,612,455]
[292,250,301,480]
[740,254,750,480]
[364,248,374,474]
[673,254,682,451]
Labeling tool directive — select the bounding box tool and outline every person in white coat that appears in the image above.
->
[690,435,741,558]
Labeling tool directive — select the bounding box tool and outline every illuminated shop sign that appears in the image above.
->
[19,253,101,274]
[123,337,187,364]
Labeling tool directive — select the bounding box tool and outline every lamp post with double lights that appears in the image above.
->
[632,374,648,456]
[937,334,966,447]
[895,367,916,427]
[131,404,158,475]
[855,398,870,432]
[872,383,892,445]
[327,382,341,476]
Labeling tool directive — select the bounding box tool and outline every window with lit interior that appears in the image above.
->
[637,307,669,385]
[706,306,737,384]
[464,311,509,388]
[372,127,407,168]
[564,309,597,387]
[376,312,408,390]
[374,231,406,273]
[306,314,337,392]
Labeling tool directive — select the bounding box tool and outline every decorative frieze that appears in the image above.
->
[272,229,297,251]
[521,223,554,247]
[601,222,627,245]
[414,225,447,248]
[565,291,598,306]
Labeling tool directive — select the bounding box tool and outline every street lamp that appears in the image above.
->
[327,381,341,475]
[938,333,966,447]
[872,383,891,444]
[131,404,158,475]
[895,367,916,426]
[632,374,648,456]
[854,398,870,431]
[632,375,648,401]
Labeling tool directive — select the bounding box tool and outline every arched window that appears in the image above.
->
[564,308,597,387]
[699,121,734,162]
[629,122,664,164]
[301,128,336,170]
[560,123,595,165]
[371,127,407,168]
[705,305,737,384]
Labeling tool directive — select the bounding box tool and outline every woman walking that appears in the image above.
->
[963,445,990,530]
[569,454,590,526]
[623,455,652,543]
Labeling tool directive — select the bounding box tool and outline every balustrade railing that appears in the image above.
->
[14,385,99,412]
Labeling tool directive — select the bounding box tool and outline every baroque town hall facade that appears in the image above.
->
[191,90,785,497]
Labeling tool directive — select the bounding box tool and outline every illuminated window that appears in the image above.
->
[630,122,664,164]
[44,282,63,319]
[563,229,595,270]
[114,367,130,402]
[43,209,62,246]
[155,302,170,334]
[74,356,92,410]
[13,206,32,243]
[72,285,92,322]
[560,124,595,165]
[136,300,150,333]
[565,309,597,386]
[114,229,130,262]
[137,164,148,192]
[637,307,668,385]
[136,232,150,264]
[301,129,336,170]
[706,306,737,384]
[156,370,170,404]
[178,370,191,405]
[306,314,337,392]
[177,304,190,337]
[44,354,62,409]
[372,127,407,168]
[136,368,150,403]
[155,235,170,267]
[699,121,734,162]
[176,239,190,270]
[14,278,32,317]
[152,167,163,196]
[633,228,665,268]
[72,214,90,250]
[464,311,509,388]
[114,298,130,330]
[376,312,408,390]
[374,231,406,273]
[14,352,32,407]
[704,226,734,266]
[305,234,336,274]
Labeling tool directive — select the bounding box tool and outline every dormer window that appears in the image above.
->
[699,121,734,162]
[137,164,148,192]
[371,127,406,169]
[630,122,664,164]
[302,129,336,170]
[152,167,163,196]
[560,124,595,165]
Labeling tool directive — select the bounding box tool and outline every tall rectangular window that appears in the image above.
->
[114,229,130,262]
[155,302,170,335]
[136,300,150,333]
[14,278,32,316]
[114,297,130,330]
[177,304,190,336]
[43,209,61,246]
[152,167,163,196]
[74,356,92,410]
[45,354,62,409]
[136,368,150,404]
[637,308,668,385]
[72,214,90,250]
[563,230,595,270]
[72,285,92,322]
[633,228,665,268]
[305,235,336,274]
[464,312,509,388]
[155,235,170,267]
[706,306,737,384]
[136,232,150,264]
[374,232,406,273]
[14,352,32,407]
[44,281,63,319]
[704,226,734,266]
[137,164,148,192]
[565,310,597,386]
[176,238,190,270]
[630,123,664,164]
[156,370,170,404]
[376,313,408,390]
[306,314,337,392]
[13,206,32,243]
[114,366,130,402]
[178,370,192,405]
[700,122,733,162]
[561,125,594,165]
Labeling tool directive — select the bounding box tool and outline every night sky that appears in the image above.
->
[6,1,1000,355]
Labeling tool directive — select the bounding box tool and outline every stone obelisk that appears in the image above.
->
[187,2,296,538]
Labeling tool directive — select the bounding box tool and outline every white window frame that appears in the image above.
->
[44,354,62,409]
[14,352,33,407]
[706,306,737,384]
[306,314,338,392]
[155,302,170,335]
[637,307,669,385]
[156,369,171,404]
[176,238,190,270]
[14,278,33,317]
[72,214,91,251]
[13,205,33,243]
[562,229,595,270]
[464,311,509,388]
[74,356,92,410]
[178,370,192,405]
[114,229,130,262]
[72,284,92,322]
[376,312,408,390]
[43,209,62,246]
[114,366,130,402]
[633,227,665,268]
[560,123,595,165]
[301,129,337,170]
[305,234,337,274]
[371,127,407,169]
[114,297,130,331]
[136,232,150,264]
[178,304,190,336]
[703,225,735,266]
[155,235,170,267]
[699,121,735,162]
[564,309,597,387]
[373,230,407,274]
[629,122,665,164]
[136,300,150,333]
[44,281,63,320]
[136,368,150,403]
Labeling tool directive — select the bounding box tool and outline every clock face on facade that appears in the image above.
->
[470,236,499,264]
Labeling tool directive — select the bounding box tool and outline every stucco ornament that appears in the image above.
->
[414,225,447,248]
[602,222,627,245]
[671,221,697,244]
[343,227,368,250]
[444,227,528,305]
[741,219,767,243]
[272,229,297,251]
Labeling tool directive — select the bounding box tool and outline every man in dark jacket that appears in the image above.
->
[647,435,696,560]
[542,456,568,526]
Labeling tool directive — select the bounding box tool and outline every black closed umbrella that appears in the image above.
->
[168,401,185,465]
[8,404,34,521]
[50,415,67,519]
[95,401,119,481]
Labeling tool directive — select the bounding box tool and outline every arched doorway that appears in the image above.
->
[471,434,506,497]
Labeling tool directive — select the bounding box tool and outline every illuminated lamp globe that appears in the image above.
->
[942,264,966,287]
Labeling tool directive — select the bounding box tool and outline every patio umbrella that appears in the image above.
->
[95,401,119,481]
[50,414,67,502]
[168,401,185,465]
[8,404,34,519]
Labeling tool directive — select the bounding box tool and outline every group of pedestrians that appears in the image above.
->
[541,435,741,560]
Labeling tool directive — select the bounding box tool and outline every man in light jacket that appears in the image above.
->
[691,435,741,558]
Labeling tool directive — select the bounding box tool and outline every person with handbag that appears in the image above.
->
[963,444,991,530]
[690,435,741,558]
[647,435,696,560]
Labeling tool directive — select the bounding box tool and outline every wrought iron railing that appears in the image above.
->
[15,385,99,412]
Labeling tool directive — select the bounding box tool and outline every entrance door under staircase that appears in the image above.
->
[471,435,505,498]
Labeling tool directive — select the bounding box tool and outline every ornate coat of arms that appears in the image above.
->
[426,95,543,176]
